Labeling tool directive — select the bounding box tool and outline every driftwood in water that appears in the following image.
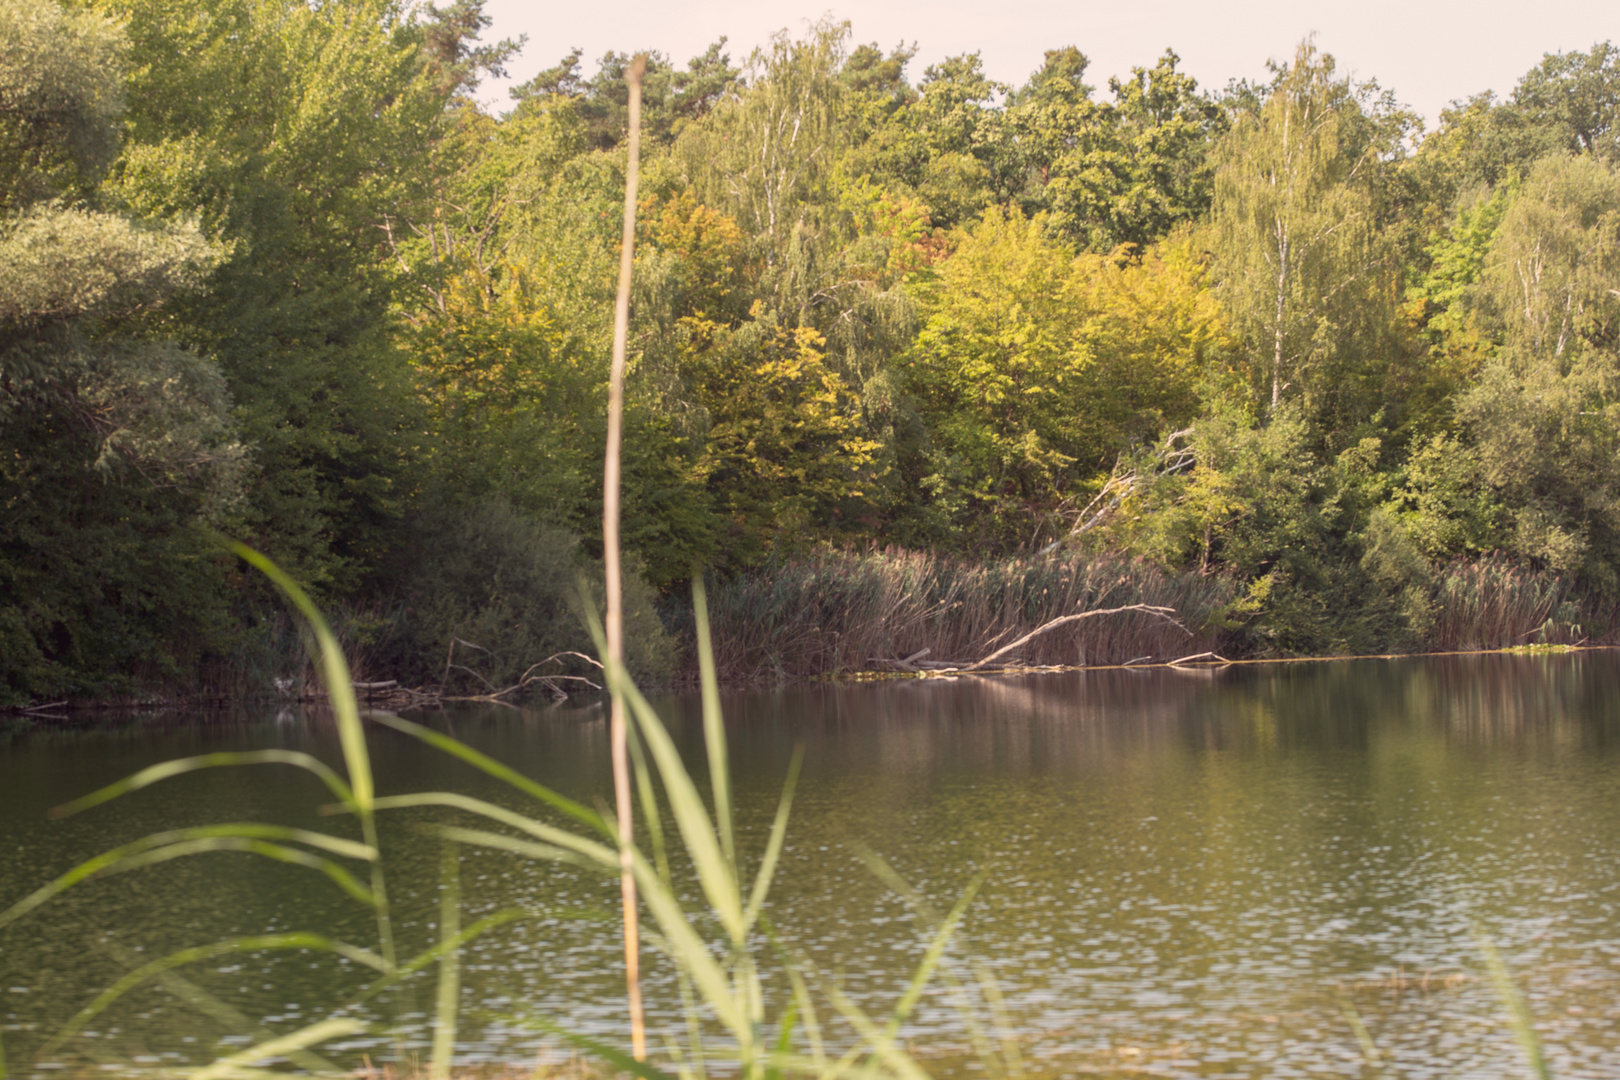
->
[958,603,1189,671]
[1167,651,1232,666]
[867,603,1192,673]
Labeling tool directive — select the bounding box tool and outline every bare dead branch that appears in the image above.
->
[1168,651,1232,666]
[959,604,1190,672]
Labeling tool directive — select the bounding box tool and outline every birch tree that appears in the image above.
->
[1209,40,1398,423]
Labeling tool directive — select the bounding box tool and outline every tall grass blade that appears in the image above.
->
[515,1017,676,1080]
[188,1018,368,1080]
[626,720,673,886]
[428,825,609,872]
[365,712,610,837]
[974,965,1023,1080]
[1476,931,1553,1080]
[619,679,744,943]
[881,875,982,1040]
[367,792,617,868]
[744,747,803,930]
[50,751,355,818]
[602,45,651,1063]
[762,927,826,1069]
[347,907,562,1006]
[0,826,377,929]
[693,576,734,864]
[763,1001,797,1080]
[815,979,932,1080]
[224,539,393,971]
[41,935,386,1056]
[224,542,371,811]
[429,844,460,1080]
[1334,987,1388,1079]
[100,940,340,1075]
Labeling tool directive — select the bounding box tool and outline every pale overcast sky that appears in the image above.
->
[477,0,1614,128]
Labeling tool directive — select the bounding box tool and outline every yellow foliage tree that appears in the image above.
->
[904,206,1227,548]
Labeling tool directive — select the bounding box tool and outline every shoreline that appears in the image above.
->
[9,642,1616,717]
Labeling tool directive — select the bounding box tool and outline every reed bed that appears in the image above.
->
[691,547,1239,683]
[1429,554,1620,651]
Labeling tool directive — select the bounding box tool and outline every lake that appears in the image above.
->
[3,652,1619,1077]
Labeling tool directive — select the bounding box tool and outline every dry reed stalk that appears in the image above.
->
[694,548,1237,681]
[602,52,648,1063]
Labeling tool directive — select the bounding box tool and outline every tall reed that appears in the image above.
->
[1429,554,1619,651]
[690,547,1237,682]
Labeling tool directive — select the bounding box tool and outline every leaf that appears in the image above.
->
[365,711,611,838]
[0,826,376,930]
[41,935,385,1057]
[223,540,372,812]
[190,1018,368,1080]
[51,751,355,819]
[367,791,617,869]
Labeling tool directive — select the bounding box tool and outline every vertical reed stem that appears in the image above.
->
[604,52,649,1062]
[429,843,460,1080]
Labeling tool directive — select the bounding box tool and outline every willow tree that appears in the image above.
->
[677,20,846,267]
[1209,41,1399,426]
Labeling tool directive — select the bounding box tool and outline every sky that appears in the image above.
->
[475,0,1614,128]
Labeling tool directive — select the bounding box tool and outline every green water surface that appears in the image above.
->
[3,652,1619,1077]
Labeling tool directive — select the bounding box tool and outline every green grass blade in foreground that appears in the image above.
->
[40,934,386,1057]
[365,711,611,839]
[583,602,747,946]
[883,875,982,1040]
[189,1018,368,1080]
[224,539,395,971]
[815,977,932,1080]
[430,844,460,1080]
[367,792,618,868]
[762,924,827,1068]
[346,904,573,1006]
[626,721,673,886]
[693,576,734,865]
[429,825,606,873]
[510,1016,677,1080]
[224,541,371,812]
[619,677,744,943]
[744,747,803,931]
[1334,987,1389,1080]
[763,1001,797,1080]
[102,940,340,1075]
[0,826,377,929]
[1476,930,1553,1080]
[51,751,356,818]
[849,847,985,1049]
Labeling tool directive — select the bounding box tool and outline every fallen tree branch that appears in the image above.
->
[1168,651,1231,667]
[958,604,1190,672]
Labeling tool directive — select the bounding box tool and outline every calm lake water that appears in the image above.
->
[3,652,1620,1078]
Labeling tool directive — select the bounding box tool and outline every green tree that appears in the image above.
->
[1041,51,1227,250]
[94,0,442,591]
[1457,154,1620,582]
[0,0,240,700]
[1208,40,1403,427]
[901,208,1223,550]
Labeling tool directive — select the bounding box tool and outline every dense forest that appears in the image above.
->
[5,0,1620,702]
